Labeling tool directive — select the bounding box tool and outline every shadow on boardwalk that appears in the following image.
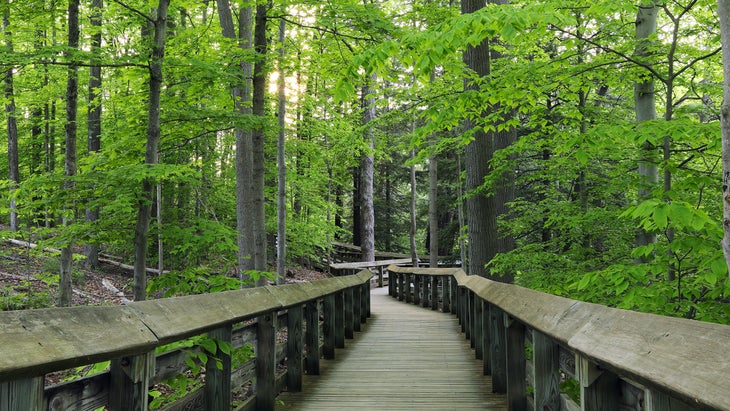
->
[276,287,508,410]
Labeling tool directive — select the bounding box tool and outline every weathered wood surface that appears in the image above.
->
[275,287,507,410]
[329,258,413,271]
[388,266,730,411]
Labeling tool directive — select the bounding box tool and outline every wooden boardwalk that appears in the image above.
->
[276,287,508,410]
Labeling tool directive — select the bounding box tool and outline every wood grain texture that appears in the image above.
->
[276,287,507,410]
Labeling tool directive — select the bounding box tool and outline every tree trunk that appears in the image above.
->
[216,0,255,280]
[252,2,269,280]
[360,78,376,263]
[3,5,18,233]
[718,0,730,278]
[276,11,287,285]
[429,155,439,268]
[60,0,80,307]
[84,0,103,268]
[634,2,659,259]
[462,0,496,278]
[457,154,467,268]
[409,150,418,267]
[133,0,170,301]
[352,165,361,246]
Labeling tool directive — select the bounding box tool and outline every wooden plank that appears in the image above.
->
[505,315,526,410]
[322,295,335,360]
[533,330,560,411]
[206,325,232,410]
[276,287,507,410]
[334,292,345,349]
[330,258,413,270]
[305,301,320,375]
[1,376,43,411]
[286,305,304,392]
[489,305,507,394]
[256,313,277,411]
[109,351,155,411]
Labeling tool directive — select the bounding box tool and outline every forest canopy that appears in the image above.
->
[1,0,729,323]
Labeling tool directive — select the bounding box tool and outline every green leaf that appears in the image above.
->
[200,338,217,354]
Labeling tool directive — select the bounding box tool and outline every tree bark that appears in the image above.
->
[276,11,287,285]
[133,0,170,301]
[462,0,496,278]
[84,0,103,268]
[252,2,269,281]
[634,2,659,259]
[429,155,438,268]
[3,4,19,233]
[410,149,419,267]
[216,0,255,280]
[360,78,376,263]
[718,0,730,278]
[59,0,80,307]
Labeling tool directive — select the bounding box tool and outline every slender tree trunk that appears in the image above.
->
[360,78,376,263]
[635,2,659,260]
[409,150,418,267]
[429,155,439,268]
[276,11,287,285]
[84,0,103,267]
[60,0,80,307]
[718,0,730,278]
[252,2,269,281]
[133,0,170,301]
[457,154,467,268]
[3,5,19,233]
[462,0,496,278]
[216,0,255,279]
[352,165,362,247]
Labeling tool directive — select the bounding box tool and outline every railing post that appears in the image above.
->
[109,351,155,411]
[450,276,458,316]
[533,331,560,411]
[360,282,369,321]
[388,269,396,296]
[431,275,438,311]
[256,313,276,411]
[505,314,527,410]
[442,276,451,313]
[206,324,233,410]
[466,291,473,344]
[353,285,362,332]
[345,288,355,339]
[405,274,412,304]
[287,305,304,392]
[481,300,491,376]
[335,291,345,348]
[645,389,693,411]
[323,294,336,359]
[0,377,43,411]
[378,266,384,288]
[577,355,619,411]
[398,273,406,301]
[459,286,467,331]
[413,274,421,305]
[305,300,320,375]
[474,295,483,360]
[489,305,507,393]
[421,276,429,308]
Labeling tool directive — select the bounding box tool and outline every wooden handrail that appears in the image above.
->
[387,265,730,410]
[0,271,373,411]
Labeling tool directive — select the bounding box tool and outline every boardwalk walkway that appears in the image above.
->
[276,287,508,410]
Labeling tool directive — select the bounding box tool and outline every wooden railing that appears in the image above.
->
[330,258,415,287]
[387,266,730,411]
[0,271,372,411]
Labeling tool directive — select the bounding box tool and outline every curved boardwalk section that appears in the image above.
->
[276,287,507,410]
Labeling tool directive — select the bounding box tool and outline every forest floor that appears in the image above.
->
[0,239,331,310]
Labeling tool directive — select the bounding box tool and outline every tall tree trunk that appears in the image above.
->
[360,78,376,263]
[352,165,362,246]
[84,0,103,267]
[462,0,496,278]
[634,1,659,260]
[252,2,269,281]
[276,11,287,285]
[60,0,80,307]
[718,0,730,278]
[216,0,255,279]
[133,0,170,301]
[3,4,19,233]
[409,150,418,267]
[429,155,439,268]
[457,154,467,268]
